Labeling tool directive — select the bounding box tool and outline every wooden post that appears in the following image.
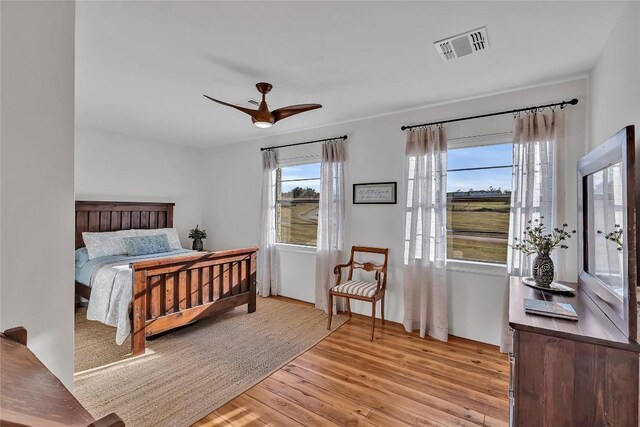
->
[87,413,125,427]
[248,252,257,313]
[3,327,27,345]
[327,293,333,330]
[131,269,148,356]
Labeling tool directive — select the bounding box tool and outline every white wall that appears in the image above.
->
[203,78,588,346]
[75,127,204,247]
[589,1,640,151]
[1,1,76,389]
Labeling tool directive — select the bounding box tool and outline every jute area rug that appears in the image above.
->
[73,297,347,427]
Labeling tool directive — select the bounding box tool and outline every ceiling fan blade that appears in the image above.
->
[272,103,322,123]
[203,94,258,117]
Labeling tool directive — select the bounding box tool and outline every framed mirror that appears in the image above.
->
[578,125,637,340]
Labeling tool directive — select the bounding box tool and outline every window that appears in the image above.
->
[447,143,512,264]
[275,162,321,246]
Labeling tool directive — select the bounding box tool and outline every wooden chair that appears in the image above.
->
[327,246,389,340]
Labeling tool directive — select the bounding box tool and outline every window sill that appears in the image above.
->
[447,259,506,276]
[275,243,317,254]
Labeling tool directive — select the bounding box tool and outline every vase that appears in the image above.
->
[532,253,554,288]
[192,238,204,251]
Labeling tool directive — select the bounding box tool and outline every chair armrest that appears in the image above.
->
[374,271,387,293]
[333,262,351,274]
[333,262,351,286]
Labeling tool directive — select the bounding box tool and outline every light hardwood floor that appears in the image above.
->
[194,298,510,426]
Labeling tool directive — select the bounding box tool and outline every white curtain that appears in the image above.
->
[403,127,449,341]
[500,111,564,352]
[590,165,624,285]
[257,150,277,297]
[315,140,346,313]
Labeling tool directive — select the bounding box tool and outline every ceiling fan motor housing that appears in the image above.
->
[256,82,273,94]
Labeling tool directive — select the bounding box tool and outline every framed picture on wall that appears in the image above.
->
[353,182,397,204]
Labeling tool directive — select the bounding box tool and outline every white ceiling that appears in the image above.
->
[76,1,624,148]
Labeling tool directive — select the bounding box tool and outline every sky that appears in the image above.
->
[280,163,321,193]
[447,143,513,193]
[279,143,513,194]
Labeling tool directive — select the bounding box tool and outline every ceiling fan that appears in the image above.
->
[203,82,322,129]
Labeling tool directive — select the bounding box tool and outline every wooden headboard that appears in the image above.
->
[75,201,174,249]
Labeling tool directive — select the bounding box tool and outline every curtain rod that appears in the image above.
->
[260,135,347,152]
[400,98,578,131]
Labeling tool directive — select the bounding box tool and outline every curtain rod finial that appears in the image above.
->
[569,98,578,105]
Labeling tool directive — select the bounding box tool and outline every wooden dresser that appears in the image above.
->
[508,277,640,426]
[1,327,124,427]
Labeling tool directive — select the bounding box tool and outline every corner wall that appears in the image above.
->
[202,78,588,346]
[1,0,76,389]
[588,1,639,151]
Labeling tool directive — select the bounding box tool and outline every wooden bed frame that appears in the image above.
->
[75,201,257,356]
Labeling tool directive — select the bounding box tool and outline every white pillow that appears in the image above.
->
[82,230,136,259]
[134,228,182,251]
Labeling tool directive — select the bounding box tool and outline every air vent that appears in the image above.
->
[247,99,259,106]
[434,27,488,62]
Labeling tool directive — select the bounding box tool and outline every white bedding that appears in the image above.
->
[85,250,196,345]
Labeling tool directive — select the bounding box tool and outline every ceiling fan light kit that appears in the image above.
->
[203,82,322,129]
[253,121,273,129]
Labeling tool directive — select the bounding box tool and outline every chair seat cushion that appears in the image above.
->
[331,280,378,298]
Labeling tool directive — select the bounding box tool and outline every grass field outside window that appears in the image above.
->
[446,143,513,264]
[275,163,321,246]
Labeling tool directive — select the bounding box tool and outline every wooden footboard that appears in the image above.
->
[130,247,258,356]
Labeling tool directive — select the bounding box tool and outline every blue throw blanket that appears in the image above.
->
[75,249,194,285]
